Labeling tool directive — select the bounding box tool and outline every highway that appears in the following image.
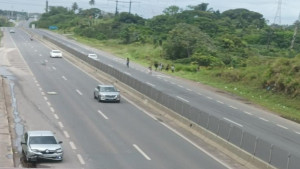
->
[3,27,232,168]
[30,27,300,159]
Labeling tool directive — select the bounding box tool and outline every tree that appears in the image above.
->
[89,0,95,6]
[72,2,78,12]
[163,6,181,16]
[164,23,214,60]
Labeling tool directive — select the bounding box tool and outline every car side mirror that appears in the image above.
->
[58,141,63,144]
[21,141,26,145]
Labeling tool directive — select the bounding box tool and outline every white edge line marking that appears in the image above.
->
[276,124,288,130]
[43,96,48,101]
[108,64,113,67]
[259,117,269,122]
[160,122,232,169]
[187,88,192,91]
[224,118,243,127]
[76,89,82,95]
[146,82,155,87]
[98,110,109,120]
[54,114,59,119]
[178,85,183,88]
[58,121,64,128]
[77,154,85,165]
[63,131,70,138]
[197,92,202,96]
[176,96,189,103]
[69,141,77,150]
[36,83,40,87]
[133,144,151,160]
[62,76,67,80]
[207,96,213,100]
[243,111,253,115]
[171,82,175,85]
[229,105,238,110]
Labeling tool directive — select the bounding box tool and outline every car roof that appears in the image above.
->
[27,131,54,137]
[98,85,115,88]
[88,54,96,55]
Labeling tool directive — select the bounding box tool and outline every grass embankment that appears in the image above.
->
[69,34,300,123]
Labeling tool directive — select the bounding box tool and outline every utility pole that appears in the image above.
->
[109,0,138,15]
[46,0,49,13]
[273,0,282,25]
[290,12,300,50]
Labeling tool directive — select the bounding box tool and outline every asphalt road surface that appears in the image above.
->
[2,27,233,168]
[31,27,300,159]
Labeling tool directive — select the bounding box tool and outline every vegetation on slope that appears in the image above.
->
[32,3,300,122]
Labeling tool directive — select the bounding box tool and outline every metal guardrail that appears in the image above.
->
[43,35,300,169]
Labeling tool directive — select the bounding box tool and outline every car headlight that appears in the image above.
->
[56,148,62,153]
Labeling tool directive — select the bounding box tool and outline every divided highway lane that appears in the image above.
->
[11,29,229,168]
[29,28,300,158]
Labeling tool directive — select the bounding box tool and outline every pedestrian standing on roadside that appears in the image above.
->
[126,57,129,68]
[171,65,175,73]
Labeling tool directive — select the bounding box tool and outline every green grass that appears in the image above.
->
[69,34,300,123]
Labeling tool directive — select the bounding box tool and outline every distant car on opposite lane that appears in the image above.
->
[9,29,15,33]
[94,85,120,103]
[21,130,63,162]
[88,54,99,60]
[50,50,62,58]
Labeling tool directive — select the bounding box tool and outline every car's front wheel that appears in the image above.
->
[98,96,102,102]
[94,92,97,99]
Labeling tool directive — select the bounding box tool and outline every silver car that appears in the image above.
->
[94,85,120,103]
[21,131,63,162]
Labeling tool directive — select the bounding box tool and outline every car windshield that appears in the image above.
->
[52,50,61,53]
[29,136,57,144]
[89,54,97,57]
[100,87,117,92]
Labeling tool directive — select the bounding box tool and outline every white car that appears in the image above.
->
[21,130,63,162]
[9,29,15,33]
[88,54,98,60]
[50,50,62,58]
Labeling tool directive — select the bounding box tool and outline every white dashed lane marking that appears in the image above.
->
[243,111,253,116]
[176,96,189,103]
[217,100,224,104]
[98,110,109,120]
[43,96,48,101]
[223,118,243,127]
[62,76,67,80]
[54,114,59,119]
[52,66,56,70]
[69,141,77,150]
[133,144,151,160]
[76,89,82,96]
[229,105,238,110]
[276,124,288,130]
[294,131,300,135]
[77,154,85,165]
[187,88,192,91]
[207,96,212,100]
[58,121,64,128]
[146,82,155,87]
[63,131,70,138]
[50,107,54,112]
[259,117,269,122]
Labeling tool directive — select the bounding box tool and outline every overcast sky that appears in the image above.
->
[0,0,299,25]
